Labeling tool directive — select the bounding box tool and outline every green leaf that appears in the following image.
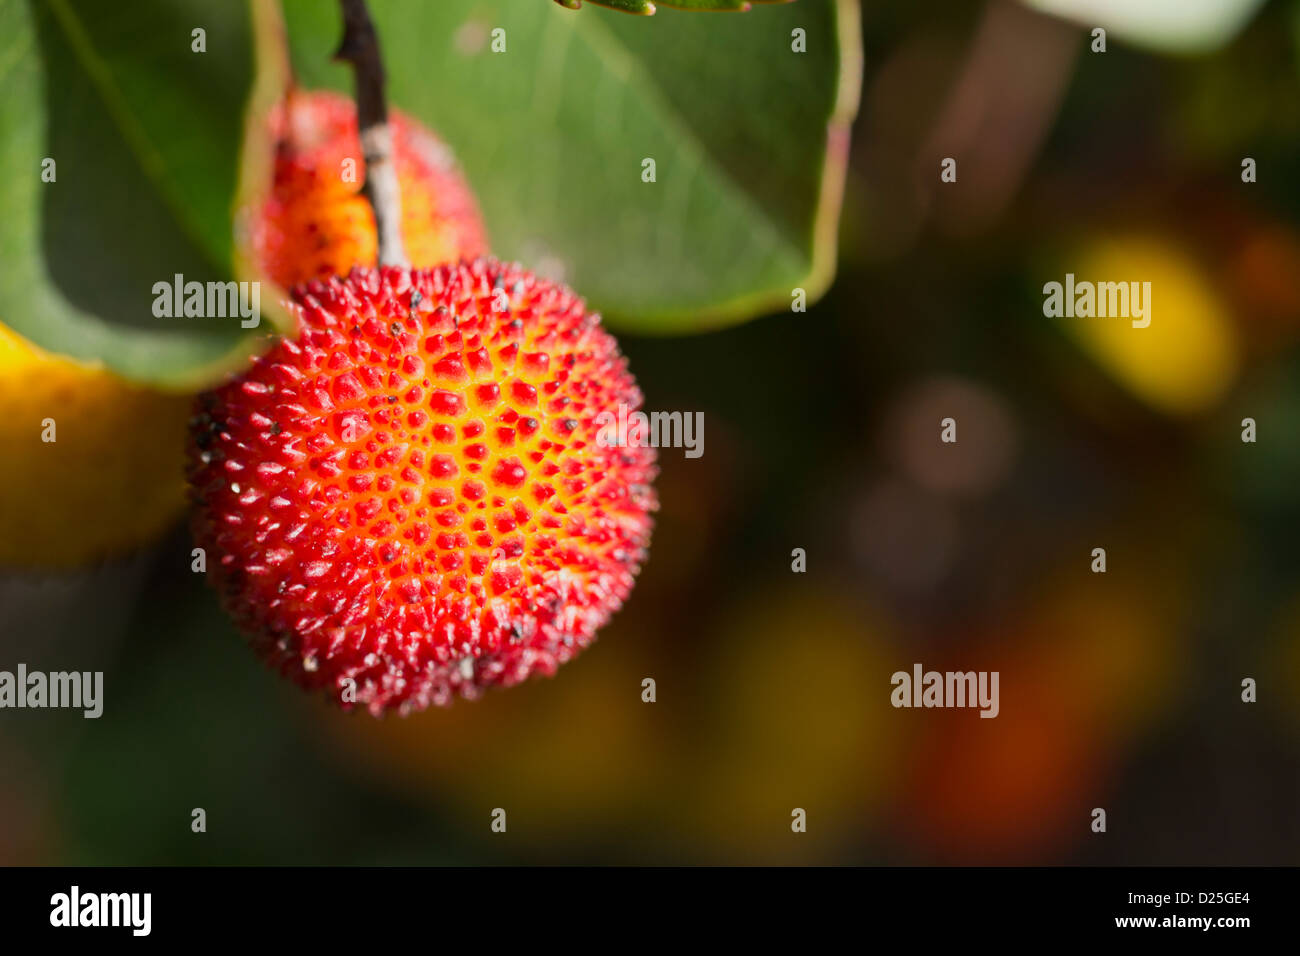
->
[282,0,861,333]
[0,0,290,390]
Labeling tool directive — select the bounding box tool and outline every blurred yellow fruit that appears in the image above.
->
[0,324,189,569]
[1061,235,1240,416]
[1028,566,1182,738]
[677,584,904,862]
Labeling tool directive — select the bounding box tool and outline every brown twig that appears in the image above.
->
[335,0,408,267]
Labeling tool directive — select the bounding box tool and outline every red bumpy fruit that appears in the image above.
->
[188,260,657,714]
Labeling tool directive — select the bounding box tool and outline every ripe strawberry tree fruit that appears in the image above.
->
[252,89,488,289]
[188,261,657,713]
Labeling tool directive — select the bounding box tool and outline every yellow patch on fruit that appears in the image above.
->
[1062,236,1240,415]
[0,324,189,569]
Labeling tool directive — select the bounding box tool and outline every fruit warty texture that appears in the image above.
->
[252,89,488,287]
[188,261,657,714]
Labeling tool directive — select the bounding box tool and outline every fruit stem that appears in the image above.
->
[334,0,409,268]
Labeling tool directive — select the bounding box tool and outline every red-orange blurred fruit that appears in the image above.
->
[896,554,1183,863]
[252,89,487,288]
[899,673,1102,864]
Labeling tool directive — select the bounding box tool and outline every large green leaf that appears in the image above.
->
[282,0,860,333]
[0,0,290,390]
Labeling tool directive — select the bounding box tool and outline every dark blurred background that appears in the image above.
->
[3,0,1300,865]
